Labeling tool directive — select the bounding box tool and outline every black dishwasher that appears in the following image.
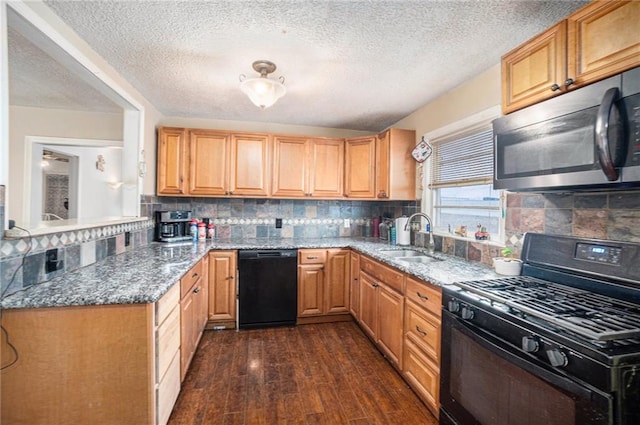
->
[237,249,298,329]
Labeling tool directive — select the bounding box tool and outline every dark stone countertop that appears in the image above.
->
[1,237,499,309]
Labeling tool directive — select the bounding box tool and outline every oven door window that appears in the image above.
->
[441,313,611,425]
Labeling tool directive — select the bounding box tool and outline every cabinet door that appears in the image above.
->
[308,138,344,198]
[198,255,210,330]
[501,21,567,114]
[157,127,187,195]
[298,264,324,317]
[230,133,270,196]
[189,129,229,195]
[380,128,416,200]
[180,289,195,381]
[358,271,378,340]
[344,136,376,198]
[208,251,237,322]
[567,1,640,87]
[349,252,361,319]
[325,249,350,314]
[403,338,440,416]
[271,136,308,197]
[377,283,404,369]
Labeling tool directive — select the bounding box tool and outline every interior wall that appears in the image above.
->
[393,63,501,137]
[7,105,123,222]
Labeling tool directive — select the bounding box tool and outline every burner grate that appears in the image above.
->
[455,277,640,342]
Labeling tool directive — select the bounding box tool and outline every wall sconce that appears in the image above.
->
[138,149,147,178]
[96,154,105,172]
[239,60,286,109]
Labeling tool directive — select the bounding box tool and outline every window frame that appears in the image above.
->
[420,105,505,244]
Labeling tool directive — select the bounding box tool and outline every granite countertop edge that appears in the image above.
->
[1,237,499,310]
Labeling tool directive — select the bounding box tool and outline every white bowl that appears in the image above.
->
[493,258,523,276]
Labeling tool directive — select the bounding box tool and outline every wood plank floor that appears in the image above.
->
[168,321,439,425]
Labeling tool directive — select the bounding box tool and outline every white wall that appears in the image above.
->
[393,64,501,136]
[8,105,123,223]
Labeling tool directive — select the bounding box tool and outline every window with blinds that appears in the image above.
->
[427,127,504,242]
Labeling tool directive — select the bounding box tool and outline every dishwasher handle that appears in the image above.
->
[238,249,298,259]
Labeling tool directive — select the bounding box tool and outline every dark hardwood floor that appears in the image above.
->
[168,321,439,425]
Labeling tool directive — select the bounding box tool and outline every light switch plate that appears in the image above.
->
[344,219,350,228]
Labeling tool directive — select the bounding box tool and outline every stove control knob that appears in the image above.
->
[461,306,475,320]
[546,349,568,368]
[522,336,540,353]
[447,300,461,313]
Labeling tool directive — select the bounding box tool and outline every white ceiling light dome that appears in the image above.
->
[239,60,286,109]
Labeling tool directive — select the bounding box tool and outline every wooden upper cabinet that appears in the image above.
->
[567,0,640,87]
[272,136,308,197]
[502,1,640,114]
[189,129,229,196]
[157,127,188,195]
[501,21,567,114]
[230,133,270,196]
[158,127,270,197]
[376,129,416,200]
[344,136,376,198]
[272,136,344,198]
[308,138,344,198]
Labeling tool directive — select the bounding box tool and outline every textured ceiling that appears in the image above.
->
[15,0,589,132]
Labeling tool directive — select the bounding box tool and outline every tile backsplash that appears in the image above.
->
[141,196,420,239]
[419,190,640,266]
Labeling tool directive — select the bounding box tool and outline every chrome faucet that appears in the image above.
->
[404,212,434,249]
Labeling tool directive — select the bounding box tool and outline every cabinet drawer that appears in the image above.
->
[157,351,181,425]
[156,304,181,382]
[403,338,440,416]
[299,249,326,265]
[405,277,441,318]
[405,300,441,362]
[180,260,203,298]
[156,283,180,326]
[360,256,404,294]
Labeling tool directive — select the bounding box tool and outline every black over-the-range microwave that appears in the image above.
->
[492,66,640,192]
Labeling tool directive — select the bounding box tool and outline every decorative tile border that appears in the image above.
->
[1,219,153,258]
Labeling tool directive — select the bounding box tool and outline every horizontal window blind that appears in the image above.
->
[430,128,493,189]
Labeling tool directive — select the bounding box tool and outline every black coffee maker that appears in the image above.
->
[155,210,193,242]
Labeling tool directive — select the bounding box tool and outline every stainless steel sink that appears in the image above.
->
[396,255,443,264]
[379,249,426,257]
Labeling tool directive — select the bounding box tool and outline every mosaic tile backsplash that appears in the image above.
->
[141,196,421,239]
[416,190,640,266]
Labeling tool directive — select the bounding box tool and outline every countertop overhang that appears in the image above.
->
[1,238,499,309]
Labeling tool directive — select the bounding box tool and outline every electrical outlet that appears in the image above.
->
[275,218,282,229]
[45,248,64,273]
[344,218,351,228]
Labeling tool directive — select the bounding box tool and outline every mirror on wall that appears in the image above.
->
[5,4,142,234]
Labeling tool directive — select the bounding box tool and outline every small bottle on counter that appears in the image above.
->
[207,223,216,239]
[364,220,372,238]
[198,222,206,240]
[390,225,397,245]
[190,219,198,241]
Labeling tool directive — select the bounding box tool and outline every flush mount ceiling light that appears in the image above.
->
[239,60,286,109]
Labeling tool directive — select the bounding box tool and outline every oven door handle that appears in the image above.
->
[445,312,605,399]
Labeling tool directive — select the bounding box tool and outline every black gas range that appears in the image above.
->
[440,233,640,425]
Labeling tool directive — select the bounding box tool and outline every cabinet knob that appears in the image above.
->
[416,325,427,336]
[192,273,199,279]
[307,256,318,260]
[564,78,575,87]
[416,291,429,301]
[226,276,234,280]
[193,287,200,294]
[550,83,561,91]
[372,282,379,288]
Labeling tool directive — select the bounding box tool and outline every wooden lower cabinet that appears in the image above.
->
[180,257,209,381]
[208,250,237,326]
[0,285,183,425]
[349,252,361,319]
[358,258,405,370]
[297,249,350,320]
[403,338,440,416]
